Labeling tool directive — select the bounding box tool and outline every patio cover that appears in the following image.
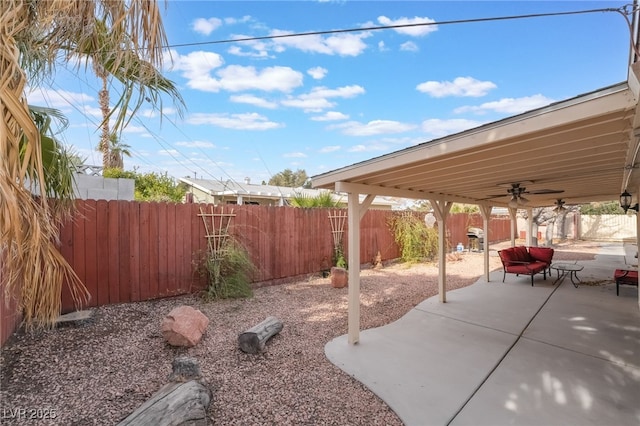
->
[311,65,640,344]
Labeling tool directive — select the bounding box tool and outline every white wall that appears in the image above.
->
[74,174,134,201]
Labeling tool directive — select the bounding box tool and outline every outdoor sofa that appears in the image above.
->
[497,246,555,286]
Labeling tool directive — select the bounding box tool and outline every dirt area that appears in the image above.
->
[0,241,600,425]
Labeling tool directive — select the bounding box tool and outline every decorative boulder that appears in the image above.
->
[162,306,209,347]
[331,267,348,288]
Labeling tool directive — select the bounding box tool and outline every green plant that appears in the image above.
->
[332,241,348,269]
[290,190,341,208]
[388,212,438,263]
[197,239,256,300]
[103,169,187,202]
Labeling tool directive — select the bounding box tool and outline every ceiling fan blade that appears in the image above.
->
[527,189,564,195]
[479,193,510,200]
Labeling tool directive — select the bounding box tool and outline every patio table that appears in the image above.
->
[550,263,584,288]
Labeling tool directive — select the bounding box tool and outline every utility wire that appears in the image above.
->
[162,6,629,50]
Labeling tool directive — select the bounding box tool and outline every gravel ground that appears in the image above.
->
[0,241,599,426]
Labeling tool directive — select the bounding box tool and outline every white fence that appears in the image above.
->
[516,213,637,243]
[579,214,637,241]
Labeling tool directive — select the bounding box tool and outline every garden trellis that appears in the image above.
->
[328,210,348,267]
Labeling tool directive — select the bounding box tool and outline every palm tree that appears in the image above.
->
[1,0,183,328]
[105,133,131,170]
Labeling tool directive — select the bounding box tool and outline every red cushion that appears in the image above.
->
[529,247,554,264]
[513,246,531,262]
[506,261,546,275]
[499,249,517,266]
[614,269,638,283]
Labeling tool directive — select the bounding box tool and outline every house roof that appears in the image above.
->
[312,70,640,209]
[179,177,399,208]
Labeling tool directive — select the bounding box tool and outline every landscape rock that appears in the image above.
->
[169,356,203,382]
[161,306,209,347]
[331,267,348,288]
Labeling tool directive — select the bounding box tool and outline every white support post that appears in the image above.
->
[526,208,534,247]
[479,205,492,282]
[347,192,362,345]
[637,185,640,309]
[508,207,518,247]
[430,200,453,303]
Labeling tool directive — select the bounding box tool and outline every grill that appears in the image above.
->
[467,227,484,252]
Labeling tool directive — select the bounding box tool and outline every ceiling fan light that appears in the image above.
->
[518,195,529,205]
[508,196,519,208]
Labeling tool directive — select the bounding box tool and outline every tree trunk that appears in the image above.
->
[117,381,211,426]
[238,316,283,354]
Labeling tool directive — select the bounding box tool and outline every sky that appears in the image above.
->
[28,1,633,186]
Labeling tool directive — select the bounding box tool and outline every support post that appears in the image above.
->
[430,200,452,303]
[347,191,361,344]
[526,208,534,247]
[508,207,517,247]
[637,184,640,309]
[479,205,492,282]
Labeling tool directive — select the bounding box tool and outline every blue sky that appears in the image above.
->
[28,1,631,185]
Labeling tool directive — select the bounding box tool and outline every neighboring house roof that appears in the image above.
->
[180,177,399,208]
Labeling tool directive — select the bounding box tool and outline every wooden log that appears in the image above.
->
[118,357,210,426]
[117,381,211,426]
[238,316,283,354]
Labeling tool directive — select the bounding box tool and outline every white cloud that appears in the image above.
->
[319,145,341,153]
[282,85,365,112]
[453,94,555,115]
[158,149,179,156]
[170,50,225,91]
[215,65,304,92]
[230,94,278,109]
[171,49,303,93]
[400,41,418,52]
[377,16,438,36]
[140,107,177,118]
[122,125,149,134]
[348,143,390,152]
[284,152,307,158]
[176,141,216,148]
[378,41,388,51]
[192,17,222,36]
[26,88,94,111]
[311,111,349,121]
[227,39,272,58]
[417,77,497,98]
[281,97,335,111]
[187,112,283,130]
[421,118,484,137]
[332,120,416,136]
[270,29,371,56]
[307,67,328,80]
[224,16,252,25]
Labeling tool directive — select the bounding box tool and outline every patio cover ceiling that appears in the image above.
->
[312,70,640,209]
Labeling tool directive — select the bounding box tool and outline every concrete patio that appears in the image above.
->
[325,243,640,426]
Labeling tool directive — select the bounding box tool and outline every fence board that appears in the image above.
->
[72,203,86,307]
[83,201,98,308]
[107,200,120,305]
[157,203,168,297]
[95,200,110,307]
[118,201,131,303]
[129,202,140,302]
[138,203,151,301]
[148,202,160,299]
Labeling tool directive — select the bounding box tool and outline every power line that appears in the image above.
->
[163,6,629,50]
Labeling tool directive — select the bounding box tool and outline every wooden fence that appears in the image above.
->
[2,200,511,346]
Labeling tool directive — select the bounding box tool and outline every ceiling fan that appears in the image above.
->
[483,183,564,207]
[553,199,567,213]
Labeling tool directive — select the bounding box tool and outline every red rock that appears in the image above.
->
[161,306,209,347]
[331,267,348,288]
